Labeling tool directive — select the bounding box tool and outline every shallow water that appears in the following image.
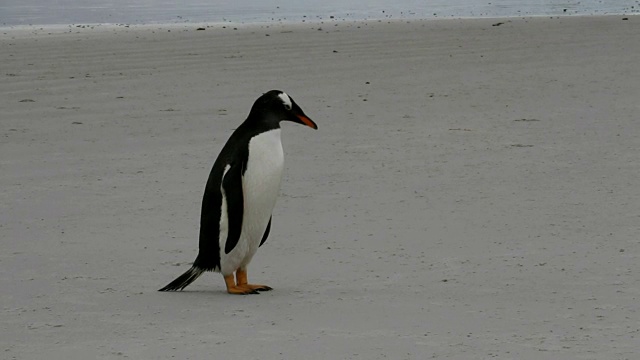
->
[0,0,638,26]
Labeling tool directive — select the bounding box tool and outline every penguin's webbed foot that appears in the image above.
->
[224,273,271,295]
[227,286,260,295]
[227,269,273,294]
[238,284,273,292]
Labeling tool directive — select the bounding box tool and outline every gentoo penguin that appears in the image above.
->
[159,90,317,294]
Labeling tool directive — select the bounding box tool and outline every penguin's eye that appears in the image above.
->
[284,103,292,111]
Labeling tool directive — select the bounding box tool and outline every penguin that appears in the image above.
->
[159,90,317,294]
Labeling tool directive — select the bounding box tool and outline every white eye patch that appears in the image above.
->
[278,92,292,110]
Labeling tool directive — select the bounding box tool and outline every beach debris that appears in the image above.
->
[449,128,472,131]
[71,122,83,125]
[492,22,505,26]
[196,27,205,31]
[19,99,35,102]
[514,118,540,122]
[622,17,629,20]
[511,144,534,147]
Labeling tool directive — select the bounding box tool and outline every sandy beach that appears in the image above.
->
[1,16,639,359]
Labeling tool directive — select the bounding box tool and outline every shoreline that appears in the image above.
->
[2,0,638,29]
[1,13,636,35]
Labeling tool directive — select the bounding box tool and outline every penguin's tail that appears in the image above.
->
[158,266,205,292]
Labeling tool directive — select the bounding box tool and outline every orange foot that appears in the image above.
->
[224,274,259,295]
[236,269,272,293]
[238,283,273,292]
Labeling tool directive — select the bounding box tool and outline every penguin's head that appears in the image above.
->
[250,90,318,130]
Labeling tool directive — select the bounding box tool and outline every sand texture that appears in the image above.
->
[1,16,639,359]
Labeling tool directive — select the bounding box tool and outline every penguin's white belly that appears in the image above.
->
[220,129,284,274]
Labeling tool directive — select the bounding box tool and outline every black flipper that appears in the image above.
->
[223,161,245,254]
[259,216,272,247]
[158,266,205,291]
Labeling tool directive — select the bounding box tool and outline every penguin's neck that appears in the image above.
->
[246,111,281,131]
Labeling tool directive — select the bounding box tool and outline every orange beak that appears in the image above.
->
[297,114,318,130]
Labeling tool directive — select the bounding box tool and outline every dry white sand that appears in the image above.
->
[1,16,639,359]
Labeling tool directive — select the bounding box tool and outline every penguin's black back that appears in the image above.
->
[193,119,280,271]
